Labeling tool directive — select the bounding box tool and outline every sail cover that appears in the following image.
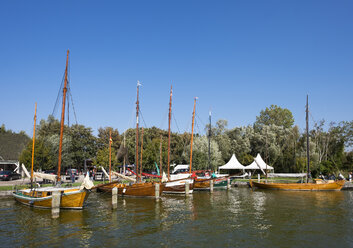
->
[219,154,245,170]
[34,172,57,182]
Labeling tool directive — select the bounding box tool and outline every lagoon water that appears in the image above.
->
[1,188,353,247]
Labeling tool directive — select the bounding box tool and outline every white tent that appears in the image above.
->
[219,154,245,170]
[244,154,274,175]
[244,161,259,170]
[254,153,274,171]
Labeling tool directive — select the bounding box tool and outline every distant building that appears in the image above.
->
[0,160,20,172]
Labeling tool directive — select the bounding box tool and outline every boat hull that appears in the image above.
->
[13,188,90,209]
[214,177,228,188]
[194,178,212,190]
[96,181,164,197]
[194,177,228,190]
[163,178,194,194]
[249,180,345,191]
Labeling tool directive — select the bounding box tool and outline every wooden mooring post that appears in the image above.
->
[112,187,118,209]
[227,178,231,189]
[185,181,190,196]
[155,183,160,201]
[52,191,61,218]
[210,179,214,193]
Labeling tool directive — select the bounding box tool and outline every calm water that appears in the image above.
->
[1,188,353,248]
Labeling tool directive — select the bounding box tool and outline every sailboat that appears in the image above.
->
[95,82,164,196]
[193,110,228,190]
[13,50,93,209]
[249,95,345,191]
[163,86,194,194]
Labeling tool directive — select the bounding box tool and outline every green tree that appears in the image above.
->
[226,126,252,164]
[97,127,121,151]
[68,124,97,169]
[183,135,222,171]
[19,138,54,171]
[94,147,118,170]
[255,105,294,129]
[0,124,30,160]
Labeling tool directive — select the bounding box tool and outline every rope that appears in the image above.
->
[52,72,65,117]
[68,85,78,125]
[139,110,148,129]
[172,113,181,133]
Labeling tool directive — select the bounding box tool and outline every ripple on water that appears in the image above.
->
[1,189,353,247]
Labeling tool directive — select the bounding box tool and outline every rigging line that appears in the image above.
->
[309,111,317,125]
[196,114,206,135]
[179,118,193,162]
[67,83,78,125]
[196,113,206,128]
[195,119,202,136]
[67,90,70,127]
[128,100,136,131]
[159,108,169,130]
[139,110,148,129]
[52,72,66,117]
[172,113,181,133]
[184,116,192,133]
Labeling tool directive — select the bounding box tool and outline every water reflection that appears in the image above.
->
[1,190,353,247]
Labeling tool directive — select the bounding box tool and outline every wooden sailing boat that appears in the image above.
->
[163,86,194,194]
[13,50,92,209]
[187,98,214,190]
[249,95,345,191]
[95,81,164,196]
[193,109,228,189]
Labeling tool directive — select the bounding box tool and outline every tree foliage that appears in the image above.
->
[255,105,294,129]
[5,106,353,177]
[0,124,30,160]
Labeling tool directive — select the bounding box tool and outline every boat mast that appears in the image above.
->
[135,81,140,182]
[208,110,211,171]
[189,97,197,173]
[31,103,37,188]
[306,95,310,183]
[123,132,126,175]
[57,49,69,183]
[160,135,163,182]
[109,129,112,182]
[167,85,172,180]
[140,127,144,180]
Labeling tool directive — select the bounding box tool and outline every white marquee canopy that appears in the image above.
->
[219,154,245,170]
[243,153,274,174]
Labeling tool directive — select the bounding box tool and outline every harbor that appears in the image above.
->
[1,188,353,247]
[2,1,353,247]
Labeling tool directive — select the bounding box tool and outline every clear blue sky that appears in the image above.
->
[1,0,353,136]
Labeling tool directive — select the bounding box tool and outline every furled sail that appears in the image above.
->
[80,173,94,190]
[112,171,136,182]
[34,172,57,182]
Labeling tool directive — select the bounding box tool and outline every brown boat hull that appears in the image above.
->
[249,180,345,191]
[194,178,212,189]
[164,179,194,194]
[96,181,164,197]
[13,188,90,209]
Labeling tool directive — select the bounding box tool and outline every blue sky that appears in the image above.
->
[1,0,353,136]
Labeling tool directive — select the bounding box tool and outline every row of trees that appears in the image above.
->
[10,105,353,176]
[0,124,29,160]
